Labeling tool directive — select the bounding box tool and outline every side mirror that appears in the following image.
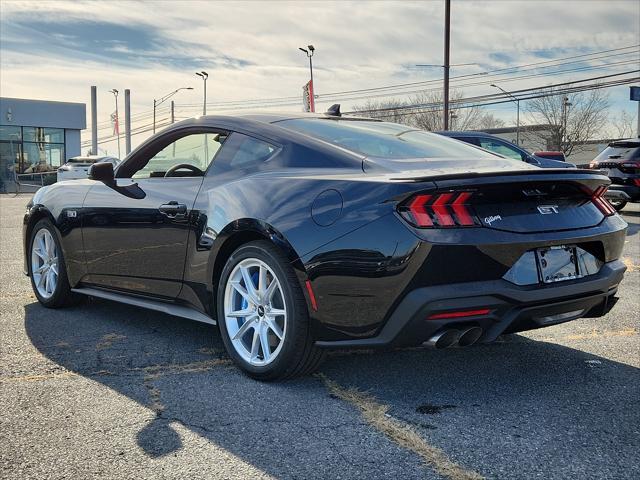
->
[89,162,115,184]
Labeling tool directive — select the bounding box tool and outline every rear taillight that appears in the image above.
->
[633,179,640,187]
[591,185,616,216]
[619,162,640,174]
[400,191,479,228]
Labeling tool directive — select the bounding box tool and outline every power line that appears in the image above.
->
[82,72,639,147]
[175,44,639,108]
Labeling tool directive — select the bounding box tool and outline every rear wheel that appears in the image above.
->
[217,241,324,380]
[608,199,627,212]
[28,219,77,308]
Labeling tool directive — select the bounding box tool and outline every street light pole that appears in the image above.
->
[153,87,193,133]
[109,89,121,159]
[195,71,209,115]
[443,0,451,130]
[299,45,316,112]
[491,84,520,145]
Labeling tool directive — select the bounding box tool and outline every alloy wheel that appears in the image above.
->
[31,228,59,299]
[223,258,287,366]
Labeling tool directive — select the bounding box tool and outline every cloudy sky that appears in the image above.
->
[1,0,639,154]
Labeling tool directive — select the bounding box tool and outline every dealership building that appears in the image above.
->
[0,97,86,193]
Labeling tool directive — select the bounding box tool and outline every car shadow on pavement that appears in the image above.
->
[24,298,640,479]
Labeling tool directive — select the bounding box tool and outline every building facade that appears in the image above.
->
[0,97,86,193]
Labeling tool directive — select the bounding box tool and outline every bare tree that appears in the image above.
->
[525,87,610,156]
[350,99,409,124]
[475,112,506,130]
[351,90,505,132]
[610,110,637,139]
[408,90,482,131]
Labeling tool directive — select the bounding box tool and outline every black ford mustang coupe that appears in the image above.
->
[23,111,627,380]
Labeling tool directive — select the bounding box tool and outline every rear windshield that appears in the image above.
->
[594,142,640,161]
[277,119,496,159]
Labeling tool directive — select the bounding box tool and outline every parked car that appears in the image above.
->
[57,155,119,182]
[437,131,574,168]
[533,151,567,162]
[24,111,626,380]
[585,139,640,211]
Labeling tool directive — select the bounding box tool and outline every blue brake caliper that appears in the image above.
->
[238,271,259,336]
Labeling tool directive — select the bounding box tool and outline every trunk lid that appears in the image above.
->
[395,169,613,234]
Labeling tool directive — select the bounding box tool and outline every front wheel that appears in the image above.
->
[217,241,325,380]
[28,219,77,308]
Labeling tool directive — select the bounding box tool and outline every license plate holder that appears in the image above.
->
[536,245,581,284]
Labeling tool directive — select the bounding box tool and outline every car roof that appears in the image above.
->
[437,131,499,138]
[167,111,381,129]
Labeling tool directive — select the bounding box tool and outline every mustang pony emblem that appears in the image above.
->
[537,205,559,214]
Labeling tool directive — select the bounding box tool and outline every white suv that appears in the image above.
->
[57,156,119,182]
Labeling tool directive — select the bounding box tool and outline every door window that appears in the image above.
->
[478,138,525,161]
[132,132,227,179]
[209,133,278,174]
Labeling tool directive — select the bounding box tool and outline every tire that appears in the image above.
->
[28,219,77,308]
[217,240,325,380]
[609,200,627,212]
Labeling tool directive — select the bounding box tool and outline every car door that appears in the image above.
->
[81,129,226,298]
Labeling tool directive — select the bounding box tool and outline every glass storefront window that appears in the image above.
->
[0,125,21,141]
[23,127,64,143]
[0,125,66,191]
[21,143,65,174]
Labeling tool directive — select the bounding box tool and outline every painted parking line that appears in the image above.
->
[318,373,484,480]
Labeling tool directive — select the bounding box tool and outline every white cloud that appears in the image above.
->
[1,0,638,154]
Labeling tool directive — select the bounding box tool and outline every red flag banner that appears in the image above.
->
[302,80,315,113]
[110,111,119,136]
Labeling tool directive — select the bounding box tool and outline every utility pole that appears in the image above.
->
[562,96,572,151]
[171,100,175,124]
[196,71,209,115]
[443,0,451,130]
[124,89,131,155]
[109,89,121,159]
[90,86,97,155]
[153,87,192,133]
[491,84,520,145]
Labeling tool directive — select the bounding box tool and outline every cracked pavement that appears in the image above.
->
[1,194,639,479]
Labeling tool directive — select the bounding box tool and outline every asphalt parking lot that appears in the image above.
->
[1,193,638,480]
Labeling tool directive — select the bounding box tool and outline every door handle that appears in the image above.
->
[159,201,187,217]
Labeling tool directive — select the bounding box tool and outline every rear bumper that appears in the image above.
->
[315,259,626,348]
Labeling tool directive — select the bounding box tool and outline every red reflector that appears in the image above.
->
[305,280,318,312]
[427,308,491,320]
[633,179,640,187]
[400,190,479,228]
[432,193,455,226]
[408,194,433,226]
[451,191,474,226]
[591,185,616,216]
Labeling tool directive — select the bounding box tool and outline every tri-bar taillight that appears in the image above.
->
[400,191,479,228]
[591,185,616,216]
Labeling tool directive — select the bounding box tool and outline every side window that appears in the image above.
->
[456,136,481,147]
[478,138,525,161]
[132,133,227,179]
[209,133,277,174]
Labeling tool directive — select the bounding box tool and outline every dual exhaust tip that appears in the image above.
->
[425,326,483,349]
